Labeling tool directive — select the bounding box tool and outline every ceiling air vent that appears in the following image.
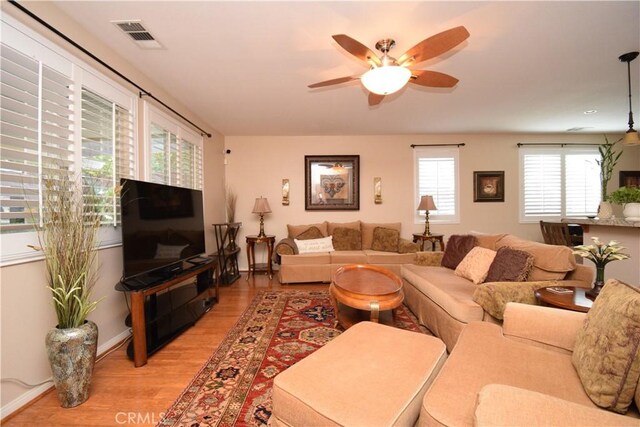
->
[111,20,162,49]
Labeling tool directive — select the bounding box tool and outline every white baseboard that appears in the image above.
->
[1,329,131,420]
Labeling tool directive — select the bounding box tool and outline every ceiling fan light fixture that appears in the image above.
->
[361,65,411,95]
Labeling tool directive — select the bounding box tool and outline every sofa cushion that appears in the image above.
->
[454,247,497,284]
[485,246,534,283]
[572,279,640,414]
[332,227,362,251]
[287,222,328,239]
[402,264,484,323]
[365,250,416,264]
[496,235,576,281]
[295,226,325,240]
[294,236,335,254]
[327,220,361,235]
[330,251,368,265]
[275,238,298,256]
[361,222,401,250]
[471,232,508,250]
[280,252,331,266]
[441,234,477,270]
[371,227,400,252]
[421,321,599,427]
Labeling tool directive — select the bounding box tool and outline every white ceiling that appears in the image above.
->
[50,1,640,136]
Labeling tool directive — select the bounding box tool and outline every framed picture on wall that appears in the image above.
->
[474,171,505,202]
[305,155,360,210]
[619,171,640,188]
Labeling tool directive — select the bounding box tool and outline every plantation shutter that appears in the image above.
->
[0,43,74,232]
[81,87,134,226]
[565,150,600,217]
[150,120,203,190]
[415,147,458,220]
[522,152,562,217]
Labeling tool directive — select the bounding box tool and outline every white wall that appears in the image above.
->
[0,2,225,416]
[226,134,639,269]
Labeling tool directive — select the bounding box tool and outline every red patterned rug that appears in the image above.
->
[159,290,426,426]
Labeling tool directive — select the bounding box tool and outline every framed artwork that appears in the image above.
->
[305,155,360,210]
[619,171,640,188]
[474,171,505,202]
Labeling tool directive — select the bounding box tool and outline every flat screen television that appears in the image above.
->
[120,179,206,284]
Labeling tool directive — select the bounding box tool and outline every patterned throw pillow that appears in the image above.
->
[484,246,534,282]
[332,227,362,251]
[295,226,324,240]
[454,246,497,284]
[441,235,478,269]
[572,279,640,414]
[294,236,335,254]
[371,227,400,252]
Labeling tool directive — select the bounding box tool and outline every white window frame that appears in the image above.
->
[519,145,601,223]
[0,15,138,266]
[413,146,460,224]
[144,102,203,190]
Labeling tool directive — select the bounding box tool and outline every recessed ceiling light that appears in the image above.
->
[583,109,598,114]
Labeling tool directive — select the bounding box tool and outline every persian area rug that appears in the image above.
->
[159,290,426,427]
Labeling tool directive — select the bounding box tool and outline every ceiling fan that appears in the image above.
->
[308,26,470,106]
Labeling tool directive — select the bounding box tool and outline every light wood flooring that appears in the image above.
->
[5,274,325,426]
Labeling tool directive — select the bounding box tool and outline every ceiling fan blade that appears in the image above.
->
[368,92,385,106]
[398,26,470,66]
[410,70,459,88]
[332,34,382,67]
[308,76,358,88]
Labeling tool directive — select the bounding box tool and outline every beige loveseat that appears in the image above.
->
[275,221,418,284]
[402,233,593,350]
[421,289,640,426]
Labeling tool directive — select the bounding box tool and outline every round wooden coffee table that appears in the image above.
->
[330,264,404,329]
[535,286,593,313]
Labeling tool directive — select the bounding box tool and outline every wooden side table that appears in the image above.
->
[246,235,275,279]
[412,233,445,251]
[535,286,593,313]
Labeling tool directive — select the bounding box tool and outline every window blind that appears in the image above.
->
[565,152,600,217]
[0,43,74,232]
[150,122,203,190]
[522,152,562,217]
[415,147,459,221]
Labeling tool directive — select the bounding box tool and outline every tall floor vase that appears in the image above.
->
[45,320,98,408]
[586,266,606,300]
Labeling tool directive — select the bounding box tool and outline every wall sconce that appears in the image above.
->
[374,177,382,204]
[282,179,290,205]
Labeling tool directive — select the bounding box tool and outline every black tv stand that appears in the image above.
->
[115,259,218,367]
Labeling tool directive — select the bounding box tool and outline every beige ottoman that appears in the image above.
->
[271,321,447,426]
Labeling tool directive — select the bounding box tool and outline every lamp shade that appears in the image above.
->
[623,129,640,146]
[252,197,272,214]
[417,195,437,211]
[361,65,411,95]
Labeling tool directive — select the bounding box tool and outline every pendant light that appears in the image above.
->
[619,51,640,146]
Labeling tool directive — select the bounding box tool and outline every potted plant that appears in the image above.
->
[573,237,630,298]
[608,186,640,221]
[30,174,102,408]
[595,136,622,219]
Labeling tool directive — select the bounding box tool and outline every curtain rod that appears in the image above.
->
[517,143,601,147]
[410,143,466,148]
[8,0,212,138]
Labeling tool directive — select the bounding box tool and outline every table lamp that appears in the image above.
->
[417,195,437,236]
[252,197,272,238]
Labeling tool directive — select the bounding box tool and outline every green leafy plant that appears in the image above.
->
[30,174,102,329]
[596,135,622,201]
[607,186,640,205]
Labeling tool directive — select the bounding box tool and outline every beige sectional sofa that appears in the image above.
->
[275,221,418,284]
[402,233,594,351]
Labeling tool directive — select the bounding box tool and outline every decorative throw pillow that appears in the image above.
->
[287,222,328,239]
[155,243,188,259]
[572,279,640,414]
[484,246,534,282]
[332,227,362,251]
[441,235,478,269]
[371,227,400,252]
[295,226,324,240]
[454,246,497,284]
[294,236,335,254]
